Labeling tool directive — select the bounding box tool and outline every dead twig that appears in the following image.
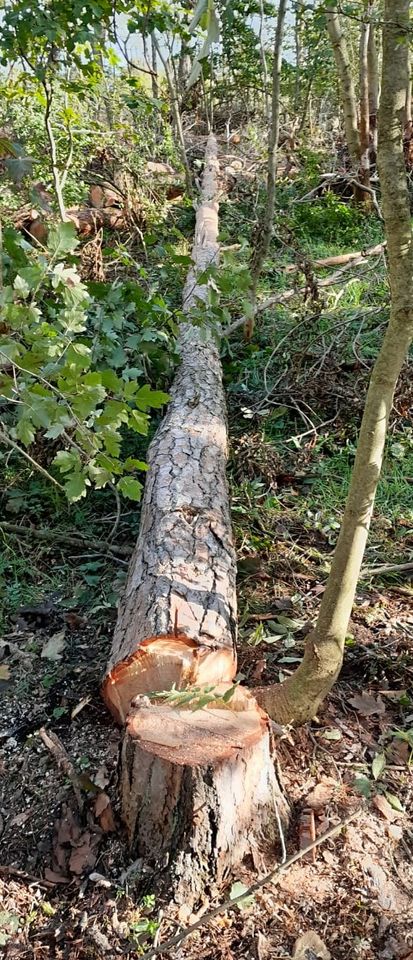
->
[0,864,54,889]
[0,521,133,557]
[362,561,413,577]
[39,727,83,811]
[140,808,361,960]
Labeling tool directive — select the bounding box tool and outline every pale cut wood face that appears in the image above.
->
[102,635,236,724]
[125,683,268,767]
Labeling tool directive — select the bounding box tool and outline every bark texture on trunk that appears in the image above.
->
[359,8,371,198]
[121,685,287,901]
[247,0,287,339]
[103,136,236,724]
[326,7,361,173]
[103,138,287,891]
[254,0,413,726]
[368,19,379,150]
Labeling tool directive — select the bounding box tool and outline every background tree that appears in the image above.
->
[254,0,413,725]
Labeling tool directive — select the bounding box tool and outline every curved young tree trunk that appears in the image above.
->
[103,136,287,897]
[254,0,413,726]
[326,6,361,174]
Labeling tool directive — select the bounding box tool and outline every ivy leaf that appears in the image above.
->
[13,274,31,299]
[354,775,372,798]
[117,476,143,501]
[47,221,79,256]
[229,881,255,909]
[384,792,405,813]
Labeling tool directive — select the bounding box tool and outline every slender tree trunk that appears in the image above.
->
[246,0,287,339]
[254,0,413,726]
[259,0,270,121]
[150,34,159,100]
[368,18,379,152]
[405,46,412,128]
[103,137,287,897]
[43,82,68,221]
[325,7,361,174]
[294,0,303,113]
[153,35,193,196]
[359,5,371,200]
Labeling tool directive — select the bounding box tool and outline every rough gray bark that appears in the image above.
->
[254,0,413,726]
[103,136,236,724]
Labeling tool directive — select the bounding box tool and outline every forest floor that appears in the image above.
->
[1,132,413,959]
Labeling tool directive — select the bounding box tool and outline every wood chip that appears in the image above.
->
[292,930,331,959]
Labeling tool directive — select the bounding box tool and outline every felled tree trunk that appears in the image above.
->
[102,135,287,898]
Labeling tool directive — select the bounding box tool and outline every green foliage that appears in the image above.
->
[0,223,172,501]
[291,192,370,247]
[148,681,239,711]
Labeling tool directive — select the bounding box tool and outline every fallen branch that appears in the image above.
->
[284,242,386,274]
[362,560,413,577]
[140,808,361,960]
[0,521,133,557]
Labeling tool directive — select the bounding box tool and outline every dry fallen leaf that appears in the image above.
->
[41,630,66,661]
[69,834,97,875]
[305,777,339,811]
[292,930,331,959]
[0,665,11,680]
[372,794,402,822]
[93,764,110,790]
[9,809,32,827]
[44,868,68,884]
[348,692,386,717]
[298,807,316,863]
[95,791,116,832]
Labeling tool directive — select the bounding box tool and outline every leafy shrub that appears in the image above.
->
[0,222,173,501]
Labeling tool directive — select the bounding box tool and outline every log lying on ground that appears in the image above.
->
[102,136,237,726]
[102,135,287,897]
[284,241,386,274]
